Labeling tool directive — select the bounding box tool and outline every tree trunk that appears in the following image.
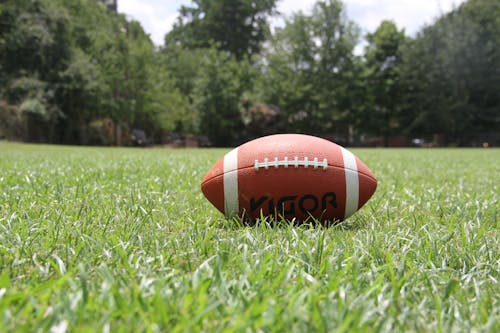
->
[115,121,122,146]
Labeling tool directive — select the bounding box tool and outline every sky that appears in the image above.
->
[118,0,466,46]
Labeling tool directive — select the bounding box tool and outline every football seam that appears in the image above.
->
[201,164,376,186]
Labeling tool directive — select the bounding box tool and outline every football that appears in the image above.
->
[201,134,377,224]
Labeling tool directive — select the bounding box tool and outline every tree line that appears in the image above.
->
[0,0,498,146]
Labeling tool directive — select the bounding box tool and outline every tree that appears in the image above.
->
[165,0,278,61]
[139,53,192,140]
[363,20,407,146]
[160,44,206,99]
[401,0,500,144]
[310,0,360,137]
[256,0,359,137]
[56,0,144,144]
[193,49,254,145]
[255,13,318,133]
[1,0,190,145]
[52,0,183,144]
[0,0,71,141]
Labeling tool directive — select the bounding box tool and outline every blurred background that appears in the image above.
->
[0,0,498,147]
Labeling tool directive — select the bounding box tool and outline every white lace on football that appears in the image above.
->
[254,157,328,171]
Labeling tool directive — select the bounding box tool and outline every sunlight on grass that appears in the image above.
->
[0,143,498,332]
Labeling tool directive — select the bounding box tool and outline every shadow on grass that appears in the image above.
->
[214,213,369,231]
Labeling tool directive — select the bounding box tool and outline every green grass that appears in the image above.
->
[0,142,498,332]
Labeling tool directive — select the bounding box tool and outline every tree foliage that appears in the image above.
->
[194,50,254,146]
[0,0,69,140]
[165,0,278,61]
[401,0,500,143]
[0,0,188,144]
[362,20,407,146]
[256,0,360,137]
[1,0,499,146]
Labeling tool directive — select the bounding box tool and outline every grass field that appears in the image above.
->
[0,142,498,332]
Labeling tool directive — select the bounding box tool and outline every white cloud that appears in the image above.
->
[277,0,317,17]
[119,0,190,45]
[118,0,466,46]
[345,0,464,35]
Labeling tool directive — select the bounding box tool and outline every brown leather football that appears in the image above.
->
[201,134,377,223]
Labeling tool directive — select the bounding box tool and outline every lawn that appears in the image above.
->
[0,142,498,332]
